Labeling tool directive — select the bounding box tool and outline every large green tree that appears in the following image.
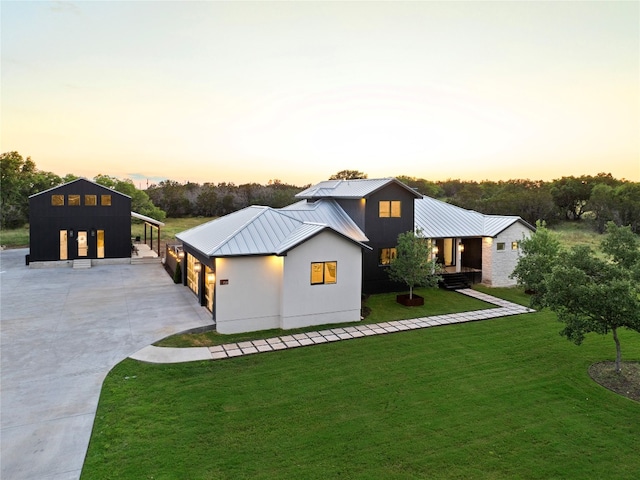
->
[388,229,442,299]
[1,151,62,228]
[94,175,166,221]
[329,170,367,180]
[510,221,562,307]
[543,235,640,373]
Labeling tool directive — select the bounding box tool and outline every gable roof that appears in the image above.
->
[295,177,422,200]
[280,198,368,242]
[28,177,131,199]
[176,206,369,258]
[414,196,535,238]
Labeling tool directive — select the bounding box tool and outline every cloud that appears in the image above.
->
[49,1,81,15]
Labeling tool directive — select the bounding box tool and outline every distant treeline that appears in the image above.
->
[146,173,640,233]
[2,151,638,233]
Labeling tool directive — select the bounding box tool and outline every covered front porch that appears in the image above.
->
[131,211,165,263]
[432,237,483,289]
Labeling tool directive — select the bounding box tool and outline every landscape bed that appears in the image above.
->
[82,288,640,479]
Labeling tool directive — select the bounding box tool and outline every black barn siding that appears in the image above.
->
[29,179,132,262]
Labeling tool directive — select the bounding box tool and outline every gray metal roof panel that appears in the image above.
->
[295,178,421,200]
[281,199,368,242]
[415,196,534,238]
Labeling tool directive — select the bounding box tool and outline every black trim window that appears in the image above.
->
[51,195,64,206]
[85,195,97,206]
[68,195,80,206]
[101,194,112,206]
[496,242,505,251]
[311,261,337,285]
[379,200,401,218]
[379,247,397,266]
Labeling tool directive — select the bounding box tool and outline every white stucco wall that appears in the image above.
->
[483,222,533,287]
[214,255,283,334]
[281,231,363,329]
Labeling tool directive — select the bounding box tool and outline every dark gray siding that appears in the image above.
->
[29,179,131,262]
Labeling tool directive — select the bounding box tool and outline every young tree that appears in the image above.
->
[510,220,562,307]
[388,229,442,299]
[543,242,640,373]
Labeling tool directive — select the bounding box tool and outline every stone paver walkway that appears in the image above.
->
[131,289,535,364]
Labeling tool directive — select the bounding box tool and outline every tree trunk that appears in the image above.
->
[612,327,622,374]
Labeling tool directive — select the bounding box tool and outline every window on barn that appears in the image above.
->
[101,194,112,206]
[51,195,64,206]
[85,195,97,206]
[379,247,397,265]
[379,200,401,218]
[311,261,337,285]
[68,195,80,206]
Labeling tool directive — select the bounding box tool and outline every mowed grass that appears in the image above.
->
[82,293,640,479]
[156,287,494,347]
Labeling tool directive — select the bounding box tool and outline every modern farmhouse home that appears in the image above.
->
[176,178,535,333]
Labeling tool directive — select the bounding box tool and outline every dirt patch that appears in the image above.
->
[588,361,640,402]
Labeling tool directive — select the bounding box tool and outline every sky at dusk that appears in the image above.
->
[2,1,639,187]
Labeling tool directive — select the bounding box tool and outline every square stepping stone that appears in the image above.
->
[238,341,254,349]
[223,343,239,351]
[293,333,309,340]
[209,345,225,353]
[280,335,295,343]
[226,349,243,357]
[312,336,328,344]
[338,333,353,340]
[324,334,340,342]
[256,344,273,352]
[211,350,228,359]
[299,338,314,346]
[241,346,259,355]
[307,331,322,338]
[252,339,268,346]
[270,342,286,350]
[284,340,301,348]
[266,338,283,345]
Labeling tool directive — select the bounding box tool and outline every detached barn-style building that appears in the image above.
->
[29,178,132,264]
[176,178,535,333]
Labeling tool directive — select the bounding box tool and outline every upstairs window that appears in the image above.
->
[101,194,112,206]
[311,261,337,285]
[85,195,97,206]
[379,247,397,266]
[68,195,80,206]
[379,200,401,218]
[51,195,64,206]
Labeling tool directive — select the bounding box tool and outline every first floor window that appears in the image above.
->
[496,242,505,251]
[379,247,397,265]
[311,261,337,285]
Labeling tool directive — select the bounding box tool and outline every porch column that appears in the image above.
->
[456,238,462,273]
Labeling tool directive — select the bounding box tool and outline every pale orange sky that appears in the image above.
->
[2,1,639,186]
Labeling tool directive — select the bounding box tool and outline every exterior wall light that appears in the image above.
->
[194,262,201,273]
[206,272,215,284]
[432,246,439,254]
[458,244,465,252]
[178,251,184,258]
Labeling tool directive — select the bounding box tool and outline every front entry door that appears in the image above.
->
[77,231,88,257]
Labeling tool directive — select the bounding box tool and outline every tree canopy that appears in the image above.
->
[329,170,368,180]
[513,221,640,373]
[388,229,442,299]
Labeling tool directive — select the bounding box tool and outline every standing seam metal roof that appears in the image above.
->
[295,178,422,199]
[176,205,368,257]
[414,196,533,238]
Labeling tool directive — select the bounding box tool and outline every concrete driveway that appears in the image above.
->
[0,249,214,480]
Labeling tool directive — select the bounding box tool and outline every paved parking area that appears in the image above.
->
[0,249,214,480]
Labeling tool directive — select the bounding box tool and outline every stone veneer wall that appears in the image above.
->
[482,223,533,287]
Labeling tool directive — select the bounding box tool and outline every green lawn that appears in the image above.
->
[82,289,640,479]
[155,287,495,347]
